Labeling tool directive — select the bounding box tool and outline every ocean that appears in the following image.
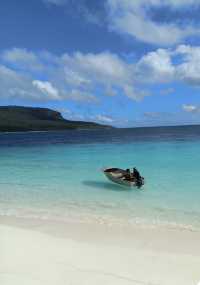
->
[0,125,200,230]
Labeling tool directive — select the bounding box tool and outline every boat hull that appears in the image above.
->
[103,167,143,187]
[104,171,136,187]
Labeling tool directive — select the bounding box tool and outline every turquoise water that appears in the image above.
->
[0,128,200,230]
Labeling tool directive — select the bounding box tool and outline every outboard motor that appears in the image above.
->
[133,167,144,188]
[136,176,143,188]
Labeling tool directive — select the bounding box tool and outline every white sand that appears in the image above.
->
[0,218,200,285]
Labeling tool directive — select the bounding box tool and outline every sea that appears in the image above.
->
[0,125,200,230]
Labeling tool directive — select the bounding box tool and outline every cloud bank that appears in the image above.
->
[42,0,200,46]
[107,0,200,46]
[1,45,200,103]
[0,48,145,102]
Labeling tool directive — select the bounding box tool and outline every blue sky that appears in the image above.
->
[1,0,200,126]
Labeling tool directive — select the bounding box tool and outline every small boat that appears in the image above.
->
[103,167,144,188]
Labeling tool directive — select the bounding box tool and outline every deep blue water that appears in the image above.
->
[1,125,200,146]
[0,125,200,230]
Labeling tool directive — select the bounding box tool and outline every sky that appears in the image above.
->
[1,0,200,127]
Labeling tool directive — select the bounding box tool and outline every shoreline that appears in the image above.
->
[1,215,200,285]
[1,215,200,254]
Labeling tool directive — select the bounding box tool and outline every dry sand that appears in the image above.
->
[0,217,200,285]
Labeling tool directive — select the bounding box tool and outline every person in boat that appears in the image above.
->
[133,167,143,188]
[133,167,140,179]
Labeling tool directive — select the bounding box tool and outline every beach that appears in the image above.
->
[1,216,200,285]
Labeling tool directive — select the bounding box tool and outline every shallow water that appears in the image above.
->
[0,126,200,230]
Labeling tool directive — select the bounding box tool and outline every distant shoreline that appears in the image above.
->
[0,128,112,134]
[0,123,200,134]
[118,123,200,130]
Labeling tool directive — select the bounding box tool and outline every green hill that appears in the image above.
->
[0,106,111,132]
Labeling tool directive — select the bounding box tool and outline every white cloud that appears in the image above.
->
[32,80,61,100]
[107,0,200,46]
[0,48,145,102]
[43,0,67,6]
[182,104,200,113]
[175,45,200,85]
[2,45,200,104]
[67,89,98,103]
[136,44,200,86]
[165,0,200,6]
[95,115,114,123]
[137,48,174,83]
[61,51,145,100]
[41,0,200,46]
[62,52,131,84]
[0,48,140,102]
[2,48,44,72]
[64,70,91,87]
[0,65,53,101]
